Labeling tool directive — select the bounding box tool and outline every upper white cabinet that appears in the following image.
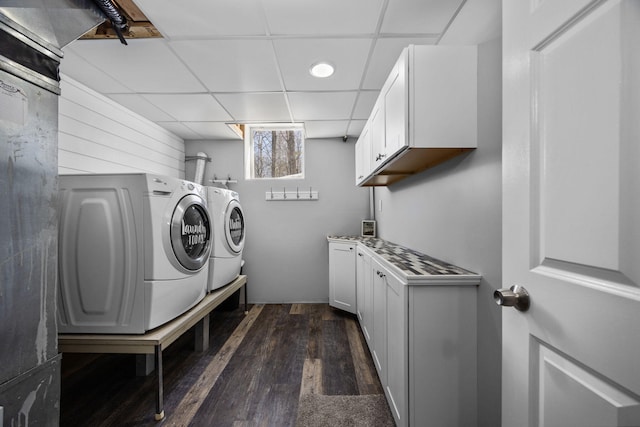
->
[370,99,385,171]
[355,45,477,186]
[382,51,406,161]
[354,122,371,185]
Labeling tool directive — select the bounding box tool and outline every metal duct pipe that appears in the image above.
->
[193,152,209,185]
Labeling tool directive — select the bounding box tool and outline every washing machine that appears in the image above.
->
[57,173,212,334]
[206,187,245,291]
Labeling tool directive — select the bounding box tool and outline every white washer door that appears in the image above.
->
[224,199,244,254]
[170,194,212,270]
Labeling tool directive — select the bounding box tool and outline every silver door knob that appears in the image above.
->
[494,285,530,312]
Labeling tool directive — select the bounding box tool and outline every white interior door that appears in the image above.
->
[502,1,640,426]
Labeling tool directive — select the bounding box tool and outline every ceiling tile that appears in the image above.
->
[64,39,206,93]
[107,94,176,121]
[352,91,379,120]
[348,120,367,136]
[141,94,232,121]
[304,121,350,139]
[262,0,385,35]
[54,0,501,142]
[288,92,357,121]
[215,93,291,122]
[134,0,267,38]
[157,121,204,140]
[438,0,501,45]
[61,48,132,93]
[182,122,242,140]
[273,38,372,91]
[381,0,464,34]
[362,37,436,89]
[171,40,282,92]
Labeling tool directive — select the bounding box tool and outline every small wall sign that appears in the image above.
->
[361,220,376,237]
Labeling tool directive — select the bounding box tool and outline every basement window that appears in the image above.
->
[244,124,305,180]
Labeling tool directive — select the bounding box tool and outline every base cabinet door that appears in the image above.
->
[371,257,387,384]
[328,242,356,314]
[385,267,408,426]
[356,247,373,343]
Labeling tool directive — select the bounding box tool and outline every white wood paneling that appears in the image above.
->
[58,75,185,177]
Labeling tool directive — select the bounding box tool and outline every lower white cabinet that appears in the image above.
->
[356,247,373,343]
[372,257,388,384]
[408,285,477,427]
[328,238,479,427]
[328,241,356,314]
[385,265,407,425]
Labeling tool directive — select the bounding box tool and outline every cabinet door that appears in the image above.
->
[384,52,407,159]
[355,123,371,185]
[370,100,386,171]
[355,248,366,323]
[385,268,407,426]
[411,45,477,149]
[371,258,387,385]
[328,242,356,313]
[356,248,373,343]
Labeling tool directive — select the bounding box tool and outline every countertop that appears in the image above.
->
[327,236,480,284]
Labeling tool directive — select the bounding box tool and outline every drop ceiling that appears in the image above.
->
[60,0,500,141]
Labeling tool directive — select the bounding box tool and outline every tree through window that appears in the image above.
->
[245,124,304,179]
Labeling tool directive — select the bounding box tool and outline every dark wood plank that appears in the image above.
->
[59,304,387,427]
[321,315,360,395]
[60,306,249,426]
[165,305,264,426]
[345,316,384,395]
[192,304,309,426]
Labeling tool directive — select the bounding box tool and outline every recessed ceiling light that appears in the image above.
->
[310,61,335,78]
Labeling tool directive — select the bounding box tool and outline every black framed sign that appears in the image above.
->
[361,220,376,237]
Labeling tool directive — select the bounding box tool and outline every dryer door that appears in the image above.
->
[171,194,212,270]
[225,199,245,254]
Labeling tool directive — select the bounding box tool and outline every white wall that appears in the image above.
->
[58,75,185,177]
[373,38,503,427]
[185,137,370,303]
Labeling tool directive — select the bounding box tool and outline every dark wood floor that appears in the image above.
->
[60,303,386,426]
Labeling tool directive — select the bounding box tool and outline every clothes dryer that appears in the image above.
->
[206,187,245,291]
[58,173,212,334]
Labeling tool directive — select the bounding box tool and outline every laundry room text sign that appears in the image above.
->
[181,205,210,257]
